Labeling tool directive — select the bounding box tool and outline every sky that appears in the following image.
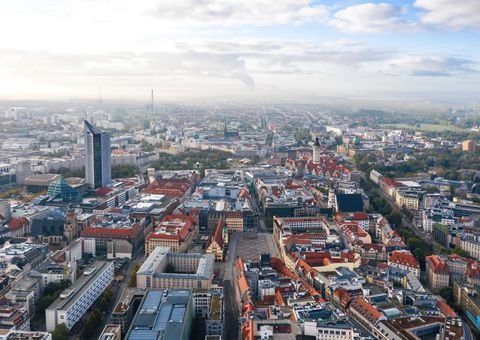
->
[0,0,479,102]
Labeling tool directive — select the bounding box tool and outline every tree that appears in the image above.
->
[82,309,102,338]
[128,264,141,287]
[52,323,69,340]
[439,287,454,305]
[387,212,403,228]
[452,247,470,258]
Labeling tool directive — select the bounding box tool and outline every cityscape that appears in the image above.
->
[1,1,480,340]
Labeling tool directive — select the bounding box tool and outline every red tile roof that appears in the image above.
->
[146,214,195,242]
[7,217,28,231]
[81,223,142,239]
[352,212,369,220]
[436,299,456,317]
[389,250,419,269]
[349,297,382,324]
[426,255,449,275]
[95,187,114,197]
[210,219,225,249]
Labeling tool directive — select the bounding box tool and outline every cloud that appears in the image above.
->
[329,3,416,33]
[415,0,480,30]
[383,56,478,76]
[0,49,255,89]
[152,0,328,25]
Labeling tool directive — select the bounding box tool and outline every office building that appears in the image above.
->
[126,289,193,340]
[0,200,11,222]
[84,120,111,189]
[145,214,198,255]
[136,247,214,290]
[45,261,114,331]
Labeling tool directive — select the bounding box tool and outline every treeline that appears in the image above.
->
[356,149,480,180]
[50,164,138,179]
[397,227,432,270]
[149,150,232,171]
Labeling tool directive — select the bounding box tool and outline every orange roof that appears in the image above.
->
[239,275,249,295]
[436,300,456,317]
[349,297,382,323]
[81,223,142,239]
[146,214,195,242]
[352,212,369,220]
[236,257,245,274]
[7,217,29,231]
[274,288,286,306]
[209,219,225,248]
[389,250,419,269]
[426,255,449,274]
[270,257,323,301]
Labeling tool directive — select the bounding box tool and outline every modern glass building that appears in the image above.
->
[84,120,111,189]
[47,177,82,203]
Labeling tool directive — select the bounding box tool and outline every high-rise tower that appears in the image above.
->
[312,137,321,164]
[151,88,154,115]
[84,120,111,189]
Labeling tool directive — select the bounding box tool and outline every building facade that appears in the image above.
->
[84,120,111,189]
[45,261,114,331]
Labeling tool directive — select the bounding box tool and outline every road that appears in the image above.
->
[101,247,146,332]
[223,280,239,340]
[355,168,431,242]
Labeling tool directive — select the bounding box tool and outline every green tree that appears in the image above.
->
[52,323,69,340]
[452,247,470,258]
[128,264,141,287]
[439,287,454,305]
[82,309,102,338]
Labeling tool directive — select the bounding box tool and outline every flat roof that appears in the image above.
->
[46,261,112,312]
[127,289,191,340]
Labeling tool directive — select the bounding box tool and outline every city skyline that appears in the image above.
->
[0,0,479,102]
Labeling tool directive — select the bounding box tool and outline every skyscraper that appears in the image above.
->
[84,120,111,189]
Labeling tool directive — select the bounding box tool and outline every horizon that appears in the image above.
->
[1,0,479,103]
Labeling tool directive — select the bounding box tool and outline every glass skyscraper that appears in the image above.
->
[84,120,111,189]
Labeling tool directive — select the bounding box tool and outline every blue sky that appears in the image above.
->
[0,0,479,101]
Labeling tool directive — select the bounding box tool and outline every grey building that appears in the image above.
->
[84,120,111,189]
[126,289,193,340]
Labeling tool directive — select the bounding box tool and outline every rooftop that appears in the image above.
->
[127,289,192,340]
[46,261,112,312]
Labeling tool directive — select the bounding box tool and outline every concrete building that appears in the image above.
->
[425,255,450,292]
[84,120,111,189]
[0,200,11,223]
[312,137,321,164]
[0,330,51,340]
[388,250,420,278]
[462,139,476,153]
[206,219,226,262]
[45,261,114,331]
[136,247,214,290]
[304,320,356,340]
[395,191,419,210]
[99,324,122,340]
[460,237,480,260]
[145,214,197,255]
[126,289,193,340]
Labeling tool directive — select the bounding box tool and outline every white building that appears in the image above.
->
[45,261,114,331]
[304,320,357,340]
[0,200,11,222]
